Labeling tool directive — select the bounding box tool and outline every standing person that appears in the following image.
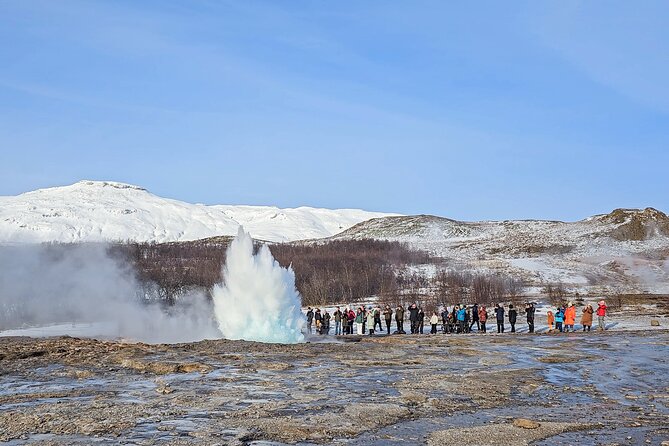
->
[355,307,364,335]
[418,307,425,334]
[495,304,505,333]
[374,306,383,332]
[366,307,375,335]
[547,310,555,332]
[383,306,393,334]
[525,302,536,333]
[347,308,356,335]
[395,305,405,334]
[470,303,480,332]
[456,305,466,334]
[322,310,331,335]
[478,305,488,333]
[508,304,517,333]
[564,302,576,332]
[409,304,420,334]
[314,309,322,334]
[441,307,450,333]
[306,307,314,334]
[581,304,594,332]
[333,307,342,336]
[430,312,439,334]
[554,307,564,333]
[464,307,471,333]
[596,300,607,330]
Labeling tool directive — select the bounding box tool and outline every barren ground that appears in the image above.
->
[1,330,668,445]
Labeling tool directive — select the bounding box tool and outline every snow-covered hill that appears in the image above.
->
[0,181,397,243]
[328,210,669,294]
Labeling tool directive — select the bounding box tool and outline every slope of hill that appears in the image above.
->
[0,181,397,243]
[329,209,669,294]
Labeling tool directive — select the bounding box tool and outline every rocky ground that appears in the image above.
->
[1,330,668,445]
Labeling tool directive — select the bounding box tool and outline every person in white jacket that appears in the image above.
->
[430,312,439,334]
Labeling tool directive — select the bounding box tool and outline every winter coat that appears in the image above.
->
[396,307,404,321]
[525,304,536,321]
[478,308,487,322]
[409,307,420,322]
[495,307,505,322]
[508,309,517,324]
[581,307,594,325]
[564,306,576,325]
[430,315,439,325]
[554,310,564,323]
[596,304,607,317]
[355,311,364,323]
[334,310,342,322]
[306,310,314,322]
[366,312,375,327]
[471,304,479,321]
[547,311,554,325]
[384,308,393,321]
[348,310,356,322]
[456,308,466,322]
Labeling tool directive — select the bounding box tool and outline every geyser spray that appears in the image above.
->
[212,227,305,343]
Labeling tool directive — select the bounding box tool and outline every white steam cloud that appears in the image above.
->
[0,244,220,343]
[213,228,305,344]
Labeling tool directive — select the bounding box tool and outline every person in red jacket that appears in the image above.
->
[596,300,607,331]
[478,305,488,333]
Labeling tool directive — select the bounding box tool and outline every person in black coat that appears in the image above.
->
[508,304,517,333]
[525,302,536,333]
[470,303,480,331]
[495,304,505,333]
[306,307,314,334]
[408,304,420,334]
[395,305,405,334]
[418,308,425,334]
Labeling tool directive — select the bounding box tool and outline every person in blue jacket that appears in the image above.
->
[554,307,565,333]
[456,305,466,334]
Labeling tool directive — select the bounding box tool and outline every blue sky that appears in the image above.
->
[1,1,668,221]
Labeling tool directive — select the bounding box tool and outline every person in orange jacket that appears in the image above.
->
[564,302,576,332]
[547,310,555,332]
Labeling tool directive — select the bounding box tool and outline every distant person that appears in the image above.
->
[355,307,364,335]
[367,307,376,335]
[441,307,450,333]
[564,302,576,332]
[409,304,420,334]
[374,306,383,332]
[314,309,322,333]
[430,312,439,334]
[464,307,471,333]
[495,304,505,333]
[478,305,488,333]
[508,304,517,333]
[597,300,608,330]
[470,303,480,331]
[456,305,466,334]
[418,307,425,334]
[306,307,314,334]
[395,305,405,334]
[547,310,555,332]
[383,306,393,334]
[322,310,331,335]
[333,307,343,335]
[525,302,536,333]
[554,307,564,333]
[581,304,594,332]
[347,308,356,335]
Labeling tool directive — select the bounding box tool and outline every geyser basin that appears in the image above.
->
[212,227,305,344]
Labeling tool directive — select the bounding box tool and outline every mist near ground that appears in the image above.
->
[0,244,220,343]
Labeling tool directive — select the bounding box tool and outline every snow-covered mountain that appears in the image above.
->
[0,181,397,243]
[328,209,669,294]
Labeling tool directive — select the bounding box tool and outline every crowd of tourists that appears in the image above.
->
[304,301,608,336]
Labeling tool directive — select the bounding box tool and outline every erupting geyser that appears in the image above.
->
[212,227,305,343]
